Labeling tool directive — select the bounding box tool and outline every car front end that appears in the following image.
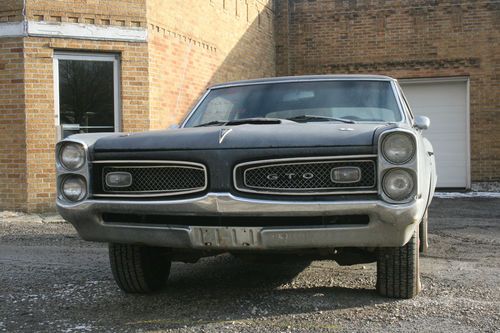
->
[56,75,435,298]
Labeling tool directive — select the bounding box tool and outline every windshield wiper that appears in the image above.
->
[226,117,282,125]
[194,118,283,127]
[286,115,356,124]
[194,120,227,127]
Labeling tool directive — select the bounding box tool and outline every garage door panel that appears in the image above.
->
[401,80,468,188]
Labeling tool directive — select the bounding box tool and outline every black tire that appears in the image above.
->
[376,229,420,299]
[419,210,429,254]
[108,243,171,293]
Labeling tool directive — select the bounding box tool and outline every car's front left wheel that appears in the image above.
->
[376,228,420,299]
[108,243,171,293]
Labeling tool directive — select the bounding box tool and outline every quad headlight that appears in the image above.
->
[60,175,87,202]
[382,132,415,164]
[382,169,415,201]
[58,142,86,170]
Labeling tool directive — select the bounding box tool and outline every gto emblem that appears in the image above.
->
[218,128,233,144]
[266,172,315,180]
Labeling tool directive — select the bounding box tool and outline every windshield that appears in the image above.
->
[183,80,402,127]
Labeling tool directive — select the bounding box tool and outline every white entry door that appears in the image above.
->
[400,78,469,188]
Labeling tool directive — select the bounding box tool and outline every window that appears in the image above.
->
[54,52,120,139]
[184,81,402,127]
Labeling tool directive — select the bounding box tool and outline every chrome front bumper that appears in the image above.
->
[57,192,425,250]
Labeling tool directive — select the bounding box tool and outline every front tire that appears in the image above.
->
[109,243,171,293]
[376,229,420,299]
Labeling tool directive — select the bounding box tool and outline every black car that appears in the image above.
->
[56,75,436,298]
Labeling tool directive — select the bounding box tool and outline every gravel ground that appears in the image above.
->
[0,198,499,332]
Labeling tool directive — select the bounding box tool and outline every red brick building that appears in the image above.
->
[0,0,498,211]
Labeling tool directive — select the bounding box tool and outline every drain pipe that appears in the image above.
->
[22,0,28,35]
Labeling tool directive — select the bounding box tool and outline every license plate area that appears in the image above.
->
[191,227,262,249]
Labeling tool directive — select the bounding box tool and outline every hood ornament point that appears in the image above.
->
[219,128,233,144]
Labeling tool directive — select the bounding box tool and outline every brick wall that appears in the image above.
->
[0,38,27,211]
[21,38,149,211]
[0,0,23,22]
[275,0,500,183]
[147,0,275,128]
[26,0,146,27]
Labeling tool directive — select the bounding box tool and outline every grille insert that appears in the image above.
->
[102,213,370,227]
[94,161,207,197]
[235,157,376,195]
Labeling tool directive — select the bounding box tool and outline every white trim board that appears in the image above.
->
[0,22,25,38]
[0,21,147,42]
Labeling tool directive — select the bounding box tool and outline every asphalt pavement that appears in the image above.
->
[0,198,499,332]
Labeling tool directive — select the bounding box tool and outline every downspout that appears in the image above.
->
[22,0,28,35]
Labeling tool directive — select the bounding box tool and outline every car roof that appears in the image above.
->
[209,74,396,89]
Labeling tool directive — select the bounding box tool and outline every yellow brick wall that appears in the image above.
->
[26,0,147,27]
[147,0,275,128]
[0,38,27,211]
[0,0,23,22]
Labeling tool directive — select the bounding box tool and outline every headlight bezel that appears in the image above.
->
[381,132,416,165]
[378,129,419,203]
[57,142,86,171]
[56,139,90,204]
[59,174,88,202]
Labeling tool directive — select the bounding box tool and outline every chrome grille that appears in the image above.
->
[95,161,207,197]
[235,157,376,195]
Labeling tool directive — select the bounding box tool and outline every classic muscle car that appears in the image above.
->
[56,75,436,299]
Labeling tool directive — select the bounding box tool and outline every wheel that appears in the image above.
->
[108,243,171,293]
[419,210,429,254]
[376,228,420,299]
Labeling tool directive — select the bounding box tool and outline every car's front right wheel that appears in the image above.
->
[108,243,171,293]
[376,228,420,299]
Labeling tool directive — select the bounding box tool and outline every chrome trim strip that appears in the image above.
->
[58,192,419,217]
[242,160,375,191]
[93,160,208,198]
[391,80,410,124]
[92,160,206,166]
[234,155,377,196]
[211,76,395,89]
[180,90,211,128]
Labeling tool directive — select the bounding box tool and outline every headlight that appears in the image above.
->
[61,175,87,202]
[59,142,86,170]
[382,169,415,201]
[382,132,415,164]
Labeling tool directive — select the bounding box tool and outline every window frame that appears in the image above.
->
[53,52,121,134]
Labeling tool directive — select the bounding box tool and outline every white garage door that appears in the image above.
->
[400,79,469,188]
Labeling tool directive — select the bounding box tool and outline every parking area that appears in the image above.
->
[0,197,499,332]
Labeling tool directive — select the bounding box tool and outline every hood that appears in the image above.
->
[93,123,387,152]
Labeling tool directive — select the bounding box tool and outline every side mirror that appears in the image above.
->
[414,115,430,130]
[168,124,179,130]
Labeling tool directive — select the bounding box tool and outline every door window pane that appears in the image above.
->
[56,56,118,138]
